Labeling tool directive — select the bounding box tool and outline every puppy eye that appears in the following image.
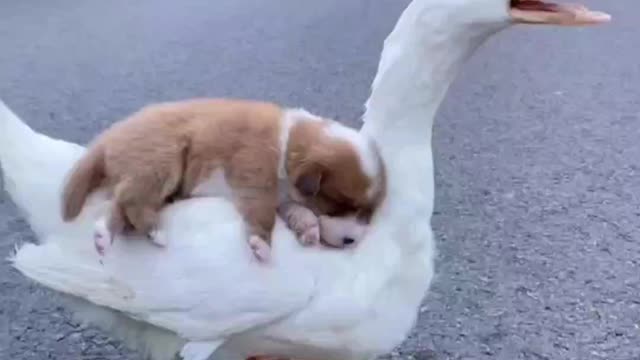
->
[327,208,351,217]
[295,173,322,197]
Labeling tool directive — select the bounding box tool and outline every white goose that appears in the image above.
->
[2,1,609,359]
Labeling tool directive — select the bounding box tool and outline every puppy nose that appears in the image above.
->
[342,237,356,246]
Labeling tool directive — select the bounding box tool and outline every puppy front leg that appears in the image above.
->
[277,201,320,246]
[227,147,279,262]
[234,190,278,262]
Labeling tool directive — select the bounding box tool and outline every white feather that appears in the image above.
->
[181,341,224,360]
[2,1,534,359]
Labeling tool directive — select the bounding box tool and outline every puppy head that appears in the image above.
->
[285,115,386,247]
[318,213,368,248]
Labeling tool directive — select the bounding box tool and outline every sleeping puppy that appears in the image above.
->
[278,203,373,249]
[60,98,385,261]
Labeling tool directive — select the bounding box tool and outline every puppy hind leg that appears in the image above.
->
[123,205,167,247]
[147,160,186,247]
[111,178,162,246]
[94,204,127,255]
[112,166,182,248]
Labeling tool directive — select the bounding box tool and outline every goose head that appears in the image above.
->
[363,0,610,140]
[362,0,611,208]
[438,0,611,28]
[509,0,611,26]
[398,0,611,38]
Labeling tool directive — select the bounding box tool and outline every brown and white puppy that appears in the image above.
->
[61,98,385,261]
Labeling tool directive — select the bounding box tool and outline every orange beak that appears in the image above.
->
[510,1,611,26]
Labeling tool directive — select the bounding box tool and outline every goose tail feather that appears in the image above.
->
[0,99,91,242]
[10,242,187,360]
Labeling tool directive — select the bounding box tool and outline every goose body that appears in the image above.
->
[3,97,431,360]
[2,1,609,359]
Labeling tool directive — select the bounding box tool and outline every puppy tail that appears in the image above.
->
[61,145,106,221]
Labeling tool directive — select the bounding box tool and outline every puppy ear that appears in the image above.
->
[295,170,322,197]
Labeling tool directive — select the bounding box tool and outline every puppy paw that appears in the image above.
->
[283,204,320,246]
[93,219,112,256]
[147,229,168,247]
[298,224,320,246]
[248,235,271,262]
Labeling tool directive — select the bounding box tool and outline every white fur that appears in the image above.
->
[93,217,112,254]
[318,214,366,248]
[3,0,561,359]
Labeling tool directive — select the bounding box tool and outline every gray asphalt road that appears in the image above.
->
[0,1,637,359]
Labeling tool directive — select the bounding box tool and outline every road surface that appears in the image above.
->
[0,1,637,359]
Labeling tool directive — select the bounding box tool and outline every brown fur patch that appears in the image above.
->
[285,120,384,222]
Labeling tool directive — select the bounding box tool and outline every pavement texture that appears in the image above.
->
[0,0,638,359]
